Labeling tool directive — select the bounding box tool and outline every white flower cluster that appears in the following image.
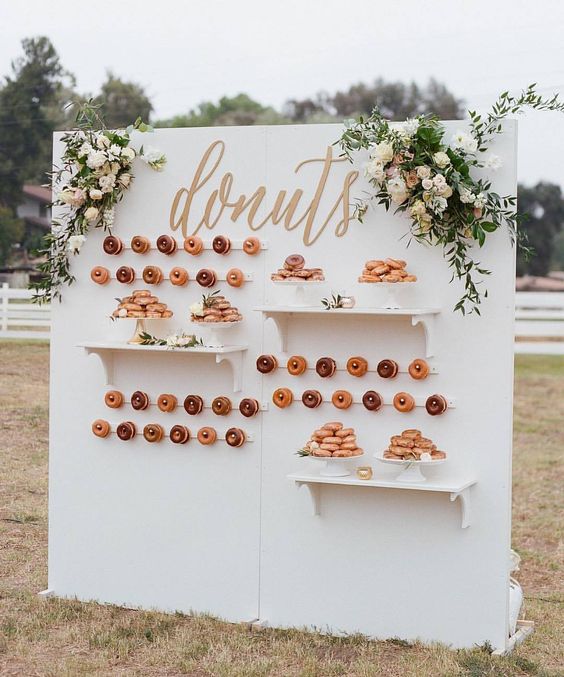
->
[189,301,204,317]
[165,333,197,348]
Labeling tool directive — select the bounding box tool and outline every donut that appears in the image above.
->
[393,392,415,413]
[103,235,123,255]
[90,266,110,285]
[131,235,150,254]
[316,357,336,378]
[226,268,244,288]
[287,355,307,376]
[332,390,353,409]
[284,254,305,270]
[346,356,368,377]
[272,387,293,408]
[239,398,260,417]
[243,237,261,255]
[183,394,204,415]
[425,394,448,416]
[302,389,323,408]
[116,421,136,441]
[169,267,189,286]
[104,390,124,409]
[408,358,430,380]
[142,265,163,285]
[197,426,217,445]
[116,266,135,284]
[377,359,399,379]
[183,236,204,255]
[92,419,111,438]
[170,425,190,444]
[143,423,165,443]
[157,393,178,412]
[225,427,246,447]
[212,235,231,255]
[131,390,150,410]
[362,390,383,412]
[196,268,216,287]
[212,396,232,416]
[256,355,278,374]
[156,234,177,255]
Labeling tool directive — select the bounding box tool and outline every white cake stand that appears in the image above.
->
[362,281,416,309]
[374,454,446,482]
[308,452,365,477]
[191,319,242,348]
[271,279,324,306]
[115,317,169,345]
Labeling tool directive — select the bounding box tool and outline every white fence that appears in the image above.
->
[0,283,50,340]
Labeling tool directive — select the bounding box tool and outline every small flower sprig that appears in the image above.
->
[138,332,203,348]
[321,293,345,310]
[296,447,312,457]
[189,290,222,320]
[30,101,167,304]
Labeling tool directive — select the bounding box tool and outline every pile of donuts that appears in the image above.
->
[358,258,417,283]
[103,234,262,257]
[91,265,246,288]
[302,422,363,458]
[383,429,446,461]
[190,294,243,323]
[104,390,261,418]
[111,290,173,319]
[271,254,325,282]
[92,419,247,446]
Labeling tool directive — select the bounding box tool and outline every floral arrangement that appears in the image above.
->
[321,293,346,310]
[189,290,221,319]
[338,85,564,314]
[31,103,166,303]
[138,332,203,348]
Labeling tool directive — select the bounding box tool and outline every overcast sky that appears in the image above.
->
[1,0,563,188]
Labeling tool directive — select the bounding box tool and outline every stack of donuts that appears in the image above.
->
[111,290,173,319]
[358,258,417,283]
[191,293,243,323]
[383,429,446,461]
[302,422,363,458]
[271,254,325,281]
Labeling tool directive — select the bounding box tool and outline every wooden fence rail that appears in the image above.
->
[0,283,50,340]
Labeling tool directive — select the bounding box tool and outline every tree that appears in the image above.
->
[516,182,564,276]
[94,73,153,128]
[0,207,24,266]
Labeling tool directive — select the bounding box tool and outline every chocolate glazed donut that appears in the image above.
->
[315,357,336,378]
[103,235,123,255]
[362,390,383,412]
[116,266,135,284]
[212,396,232,416]
[302,389,323,408]
[256,354,278,374]
[156,234,177,255]
[239,398,260,417]
[170,425,190,444]
[225,427,246,447]
[196,268,216,287]
[212,235,231,254]
[425,394,448,416]
[377,359,399,378]
[116,421,136,440]
[183,394,204,415]
[131,390,150,410]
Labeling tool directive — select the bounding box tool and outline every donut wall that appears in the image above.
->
[48,121,517,651]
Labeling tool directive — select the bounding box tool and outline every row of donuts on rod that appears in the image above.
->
[92,420,247,446]
[103,234,262,256]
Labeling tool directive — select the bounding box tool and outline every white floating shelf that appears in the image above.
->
[255,306,440,356]
[288,472,476,528]
[78,341,248,392]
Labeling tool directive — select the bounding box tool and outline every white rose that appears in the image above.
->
[403,118,419,136]
[141,146,167,171]
[451,131,478,154]
[433,151,450,169]
[190,302,204,317]
[458,187,475,204]
[121,146,135,161]
[79,142,93,157]
[433,174,446,187]
[387,176,408,204]
[441,185,453,198]
[108,144,122,158]
[96,134,111,149]
[421,178,433,190]
[364,158,385,182]
[410,200,427,217]
[89,189,103,201]
[84,206,99,222]
[166,334,179,347]
[485,154,502,170]
[67,234,86,253]
[416,166,431,179]
[371,141,394,164]
[86,150,107,170]
[118,308,127,318]
[99,174,116,193]
[431,196,448,214]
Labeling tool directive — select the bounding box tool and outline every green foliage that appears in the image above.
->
[94,72,153,129]
[0,207,24,265]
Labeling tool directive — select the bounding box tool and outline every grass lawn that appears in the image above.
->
[0,342,562,676]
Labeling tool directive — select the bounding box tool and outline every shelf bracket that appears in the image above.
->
[84,348,114,386]
[216,351,245,392]
[264,313,289,352]
[450,487,472,529]
[411,313,436,358]
[296,480,321,516]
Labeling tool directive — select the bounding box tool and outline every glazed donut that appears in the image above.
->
[104,390,124,409]
[425,394,448,416]
[272,387,293,408]
[131,390,150,410]
[116,266,135,284]
[183,394,204,415]
[103,235,123,255]
[408,358,430,380]
[196,268,216,287]
[142,265,163,285]
[239,398,260,417]
[225,427,246,447]
[226,268,244,288]
[92,419,111,438]
[243,237,261,255]
[332,390,353,409]
[90,266,110,285]
[131,235,150,254]
[183,235,204,255]
[143,423,164,443]
[256,355,278,374]
[393,392,416,413]
[197,426,217,445]
[287,355,307,376]
[284,254,305,270]
[156,234,177,255]
[212,235,231,255]
[116,421,136,441]
[362,390,383,412]
[170,424,190,444]
[377,359,399,379]
[302,389,323,408]
[316,357,336,378]
[157,393,178,413]
[346,356,368,377]
[169,267,189,286]
[211,396,232,416]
